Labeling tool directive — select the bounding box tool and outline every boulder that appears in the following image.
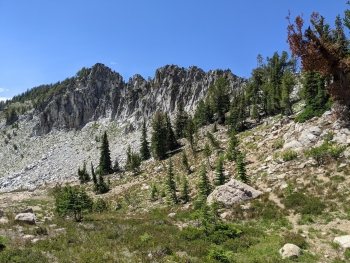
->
[15,213,36,225]
[283,139,303,151]
[334,235,350,248]
[0,210,3,218]
[279,243,302,259]
[207,179,262,206]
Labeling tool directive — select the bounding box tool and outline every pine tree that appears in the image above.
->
[140,121,151,160]
[175,101,189,139]
[96,169,109,194]
[166,113,178,151]
[203,142,212,169]
[185,117,197,154]
[151,111,168,159]
[180,175,190,203]
[236,153,249,185]
[91,162,97,191]
[150,184,158,200]
[281,68,295,115]
[194,99,213,127]
[197,164,212,202]
[113,158,120,172]
[182,150,190,174]
[226,131,239,162]
[214,154,225,186]
[99,131,112,175]
[78,162,90,184]
[207,76,230,124]
[166,158,178,204]
[125,145,141,174]
[206,131,220,149]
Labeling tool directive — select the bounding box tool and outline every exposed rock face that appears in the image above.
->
[279,243,302,259]
[207,179,262,206]
[333,235,350,248]
[15,212,36,225]
[33,63,246,135]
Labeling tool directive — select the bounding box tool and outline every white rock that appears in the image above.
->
[15,213,36,224]
[279,243,302,259]
[207,179,262,206]
[334,235,350,248]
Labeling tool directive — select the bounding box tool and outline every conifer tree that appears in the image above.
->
[151,111,168,159]
[185,117,197,154]
[206,131,220,149]
[203,142,212,169]
[96,169,109,194]
[214,154,225,186]
[182,150,190,174]
[236,153,249,185]
[78,162,90,184]
[150,184,158,200]
[180,175,190,203]
[125,145,141,174]
[113,158,120,172]
[175,101,189,139]
[194,99,213,127]
[226,131,239,162]
[197,164,212,202]
[91,162,97,191]
[140,121,151,160]
[281,68,295,115]
[207,76,230,124]
[166,113,178,151]
[99,131,112,175]
[166,158,178,204]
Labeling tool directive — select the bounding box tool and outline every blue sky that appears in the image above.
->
[0,1,346,101]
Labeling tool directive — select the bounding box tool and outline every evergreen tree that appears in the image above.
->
[185,117,197,154]
[207,76,230,124]
[212,122,217,133]
[140,121,151,160]
[206,131,220,149]
[166,158,178,204]
[203,142,212,169]
[236,153,249,185]
[175,101,189,139]
[78,162,90,184]
[214,154,225,186]
[226,131,239,162]
[96,169,109,194]
[151,111,168,159]
[91,162,97,191]
[182,150,190,174]
[281,68,295,115]
[125,145,141,174]
[113,158,120,172]
[197,164,212,202]
[180,175,190,203]
[166,113,178,151]
[99,131,112,175]
[194,99,213,127]
[150,184,158,200]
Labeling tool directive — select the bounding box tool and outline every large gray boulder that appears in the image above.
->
[334,235,350,248]
[207,179,262,206]
[279,243,302,259]
[15,212,36,225]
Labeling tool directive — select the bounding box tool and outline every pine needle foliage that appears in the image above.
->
[236,153,249,185]
[140,121,151,161]
[166,158,178,205]
[99,131,112,175]
[78,162,90,184]
[214,154,225,186]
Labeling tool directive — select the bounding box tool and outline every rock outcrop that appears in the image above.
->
[33,63,246,135]
[207,179,262,206]
[15,212,36,225]
[279,243,302,259]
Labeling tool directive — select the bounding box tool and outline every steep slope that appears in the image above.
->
[0,63,246,192]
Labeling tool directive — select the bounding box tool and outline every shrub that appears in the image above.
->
[208,246,234,263]
[283,192,326,215]
[281,150,297,161]
[328,144,346,159]
[345,248,350,259]
[93,198,108,213]
[281,232,308,249]
[273,139,284,149]
[305,143,329,166]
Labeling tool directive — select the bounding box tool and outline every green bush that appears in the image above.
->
[208,246,234,263]
[283,193,326,215]
[305,143,329,166]
[93,198,108,213]
[345,248,350,259]
[281,232,308,249]
[281,150,297,161]
[273,139,284,149]
[328,144,346,159]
